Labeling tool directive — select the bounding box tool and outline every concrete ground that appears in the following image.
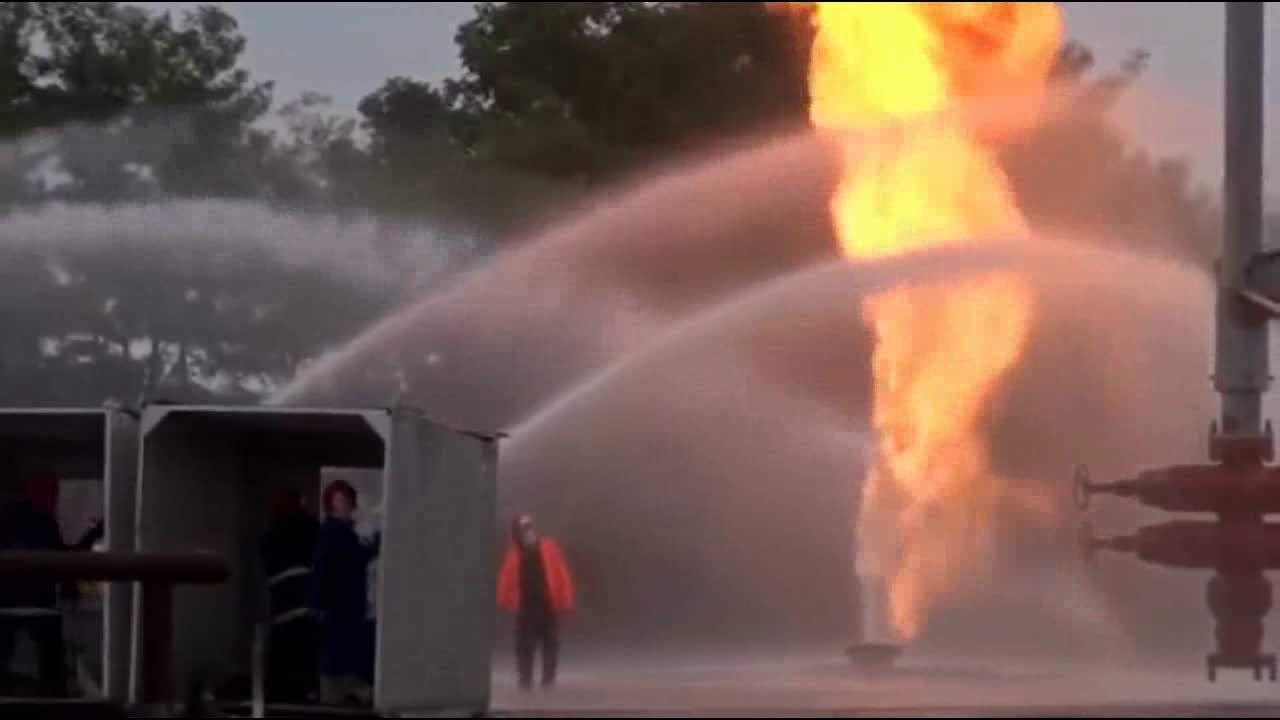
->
[487,652,1280,718]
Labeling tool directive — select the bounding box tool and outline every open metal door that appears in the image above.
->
[376,407,498,715]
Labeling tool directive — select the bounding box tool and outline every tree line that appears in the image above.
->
[0,2,1216,404]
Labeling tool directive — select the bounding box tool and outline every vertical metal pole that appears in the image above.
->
[252,623,265,718]
[1217,2,1268,435]
[1210,4,1273,681]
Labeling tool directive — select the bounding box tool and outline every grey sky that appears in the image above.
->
[138,2,1279,188]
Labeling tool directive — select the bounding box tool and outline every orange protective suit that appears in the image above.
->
[497,538,576,614]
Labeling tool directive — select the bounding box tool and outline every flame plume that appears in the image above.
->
[795,2,1062,639]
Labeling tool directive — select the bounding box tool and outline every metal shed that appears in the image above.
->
[133,403,499,715]
[0,405,139,702]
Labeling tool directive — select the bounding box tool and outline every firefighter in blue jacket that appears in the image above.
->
[308,479,379,706]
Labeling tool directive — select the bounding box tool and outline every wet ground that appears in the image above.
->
[489,653,1280,717]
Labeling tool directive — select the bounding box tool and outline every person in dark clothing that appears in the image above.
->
[0,474,103,698]
[497,514,575,691]
[516,539,556,689]
[260,487,320,704]
[308,479,379,706]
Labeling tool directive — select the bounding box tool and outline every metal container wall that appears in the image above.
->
[133,404,497,715]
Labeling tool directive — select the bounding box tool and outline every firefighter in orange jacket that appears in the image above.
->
[497,514,574,690]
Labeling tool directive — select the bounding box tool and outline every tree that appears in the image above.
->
[354,2,807,189]
[446,2,807,182]
[332,75,576,239]
[335,2,808,238]
[273,91,359,206]
[358,77,454,169]
[0,4,399,407]
[0,2,296,205]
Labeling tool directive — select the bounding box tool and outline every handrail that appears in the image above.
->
[0,550,230,708]
[0,551,227,583]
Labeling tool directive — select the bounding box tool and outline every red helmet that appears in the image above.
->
[321,479,356,515]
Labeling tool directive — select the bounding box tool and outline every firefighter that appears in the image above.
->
[497,514,575,690]
[260,487,319,704]
[309,479,379,706]
[0,474,102,697]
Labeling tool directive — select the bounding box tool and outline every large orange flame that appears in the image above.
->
[797,2,1062,639]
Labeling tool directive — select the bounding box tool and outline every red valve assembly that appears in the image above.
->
[1082,0,1280,684]
[1076,423,1280,681]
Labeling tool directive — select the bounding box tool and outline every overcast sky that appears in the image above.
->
[136,2,1280,190]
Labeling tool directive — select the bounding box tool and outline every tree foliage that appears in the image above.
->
[0,1,301,205]
[0,2,354,404]
[420,2,807,183]
[328,2,808,237]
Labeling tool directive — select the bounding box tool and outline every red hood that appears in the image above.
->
[24,474,59,515]
[271,487,302,517]
[321,479,356,515]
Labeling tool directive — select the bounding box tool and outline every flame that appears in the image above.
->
[797,2,1062,639]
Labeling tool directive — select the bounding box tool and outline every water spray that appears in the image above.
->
[1076,2,1280,682]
